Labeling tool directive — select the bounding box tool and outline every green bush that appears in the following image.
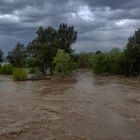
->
[88,54,106,74]
[32,70,44,79]
[0,64,14,74]
[88,49,123,75]
[13,68,27,81]
[53,49,76,79]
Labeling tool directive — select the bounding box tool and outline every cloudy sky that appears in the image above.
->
[0,0,140,54]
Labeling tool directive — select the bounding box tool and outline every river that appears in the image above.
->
[0,69,140,140]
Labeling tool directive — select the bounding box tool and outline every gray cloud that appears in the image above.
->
[0,0,139,54]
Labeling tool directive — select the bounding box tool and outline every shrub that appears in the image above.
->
[88,54,106,74]
[53,49,76,79]
[0,64,14,74]
[88,49,123,75]
[32,70,44,79]
[13,68,27,81]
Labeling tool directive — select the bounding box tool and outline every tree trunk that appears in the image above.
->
[49,61,53,75]
[43,57,46,74]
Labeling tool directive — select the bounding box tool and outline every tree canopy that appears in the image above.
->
[27,26,56,74]
[27,23,77,74]
[123,29,140,76]
[1,24,140,78]
[7,43,26,67]
[53,49,76,79]
[56,23,77,54]
[0,49,3,63]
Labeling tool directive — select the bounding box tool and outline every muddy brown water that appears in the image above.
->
[0,70,140,140]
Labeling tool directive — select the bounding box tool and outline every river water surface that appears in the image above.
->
[0,70,140,140]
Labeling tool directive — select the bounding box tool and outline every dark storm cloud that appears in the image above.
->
[0,0,139,54]
[87,0,140,9]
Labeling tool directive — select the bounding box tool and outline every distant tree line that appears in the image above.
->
[0,25,140,77]
[77,29,140,76]
[1,23,77,77]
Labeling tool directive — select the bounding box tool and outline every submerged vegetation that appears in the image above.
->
[0,24,140,80]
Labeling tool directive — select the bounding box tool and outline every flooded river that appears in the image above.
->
[0,69,140,140]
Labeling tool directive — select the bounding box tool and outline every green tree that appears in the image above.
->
[88,49,122,75]
[27,24,77,74]
[53,49,75,79]
[27,26,56,74]
[56,23,77,54]
[7,43,26,67]
[118,52,131,76]
[107,48,122,74]
[0,49,4,62]
[89,53,107,74]
[123,29,140,76]
[0,64,14,74]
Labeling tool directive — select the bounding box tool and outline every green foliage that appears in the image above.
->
[32,69,44,79]
[56,23,77,54]
[106,48,122,74]
[29,67,37,74]
[2,26,139,77]
[27,26,57,74]
[7,43,26,67]
[53,49,76,78]
[27,23,77,74]
[70,62,78,71]
[89,53,107,74]
[113,28,140,76]
[27,57,44,73]
[88,49,122,75]
[77,52,90,68]
[88,29,140,76]
[13,68,27,81]
[0,49,3,62]
[138,75,140,80]
[0,64,14,74]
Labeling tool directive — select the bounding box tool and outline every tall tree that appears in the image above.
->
[56,23,77,54]
[27,24,77,74]
[27,26,56,74]
[0,49,4,62]
[7,43,26,67]
[123,29,140,76]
